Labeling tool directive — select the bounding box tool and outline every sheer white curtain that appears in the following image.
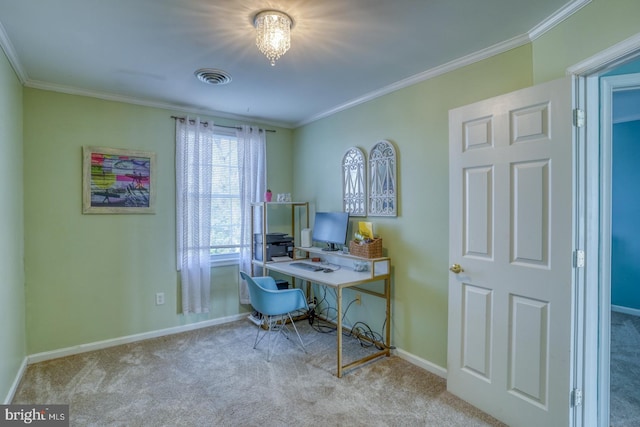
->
[176,117,214,314]
[238,125,266,304]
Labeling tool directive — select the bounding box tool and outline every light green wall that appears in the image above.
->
[293,45,534,366]
[23,89,293,354]
[533,0,640,83]
[0,48,25,401]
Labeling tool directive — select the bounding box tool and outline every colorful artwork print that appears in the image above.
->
[83,147,156,214]
[90,152,151,207]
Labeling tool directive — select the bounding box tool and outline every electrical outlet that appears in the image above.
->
[355,293,361,305]
[155,292,165,306]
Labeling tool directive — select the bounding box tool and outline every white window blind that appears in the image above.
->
[210,132,241,262]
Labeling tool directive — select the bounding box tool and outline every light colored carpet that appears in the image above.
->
[13,319,506,426]
[610,311,640,427]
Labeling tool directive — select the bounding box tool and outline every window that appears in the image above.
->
[177,118,266,275]
[210,130,241,263]
[177,118,265,311]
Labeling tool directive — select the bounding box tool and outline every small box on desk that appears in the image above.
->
[275,279,289,290]
[349,238,383,259]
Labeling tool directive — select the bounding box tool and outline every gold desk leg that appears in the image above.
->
[386,277,391,354]
[337,286,343,378]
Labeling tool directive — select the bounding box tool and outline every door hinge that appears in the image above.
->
[571,388,583,407]
[573,109,585,128]
[573,250,585,268]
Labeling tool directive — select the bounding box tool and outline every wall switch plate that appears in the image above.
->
[155,292,165,305]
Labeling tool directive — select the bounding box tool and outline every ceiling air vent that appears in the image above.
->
[194,68,232,85]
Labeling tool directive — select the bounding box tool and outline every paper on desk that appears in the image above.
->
[271,256,293,262]
[358,221,374,239]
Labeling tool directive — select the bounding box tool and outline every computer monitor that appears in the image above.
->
[312,211,349,251]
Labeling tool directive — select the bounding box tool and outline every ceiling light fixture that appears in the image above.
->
[253,10,292,66]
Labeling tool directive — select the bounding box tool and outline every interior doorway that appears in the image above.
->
[603,73,640,426]
[608,81,640,427]
[575,44,640,426]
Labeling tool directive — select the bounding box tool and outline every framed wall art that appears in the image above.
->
[82,146,156,214]
[368,139,397,217]
[342,146,367,216]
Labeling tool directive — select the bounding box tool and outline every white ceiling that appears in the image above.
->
[0,0,587,128]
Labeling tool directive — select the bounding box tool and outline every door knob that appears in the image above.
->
[449,263,464,274]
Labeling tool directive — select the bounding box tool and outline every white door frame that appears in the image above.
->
[598,72,640,425]
[568,32,640,426]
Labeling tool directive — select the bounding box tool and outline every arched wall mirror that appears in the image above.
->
[368,140,397,217]
[342,147,367,216]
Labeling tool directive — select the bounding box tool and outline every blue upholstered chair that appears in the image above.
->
[240,272,308,361]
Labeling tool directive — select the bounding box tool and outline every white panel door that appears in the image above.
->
[448,77,574,427]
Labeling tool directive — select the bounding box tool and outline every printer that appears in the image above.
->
[254,232,294,261]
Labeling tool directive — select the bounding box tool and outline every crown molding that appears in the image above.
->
[528,0,591,41]
[0,20,27,83]
[567,32,640,76]
[23,79,294,129]
[296,33,531,127]
[297,0,591,127]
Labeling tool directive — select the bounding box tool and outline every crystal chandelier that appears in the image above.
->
[253,10,292,66]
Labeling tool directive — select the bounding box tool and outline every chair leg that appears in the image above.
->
[253,319,262,349]
[287,312,307,353]
[253,313,306,361]
[254,315,270,350]
[267,315,276,362]
[251,315,278,361]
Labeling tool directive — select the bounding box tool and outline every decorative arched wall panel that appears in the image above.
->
[368,140,397,217]
[342,147,367,216]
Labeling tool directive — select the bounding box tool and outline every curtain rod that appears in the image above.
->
[170,116,275,133]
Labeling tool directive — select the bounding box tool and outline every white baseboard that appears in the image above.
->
[311,312,448,379]
[27,313,247,364]
[15,313,448,400]
[3,357,27,404]
[394,347,447,379]
[611,304,640,317]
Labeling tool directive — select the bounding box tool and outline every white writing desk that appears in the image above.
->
[262,247,391,377]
